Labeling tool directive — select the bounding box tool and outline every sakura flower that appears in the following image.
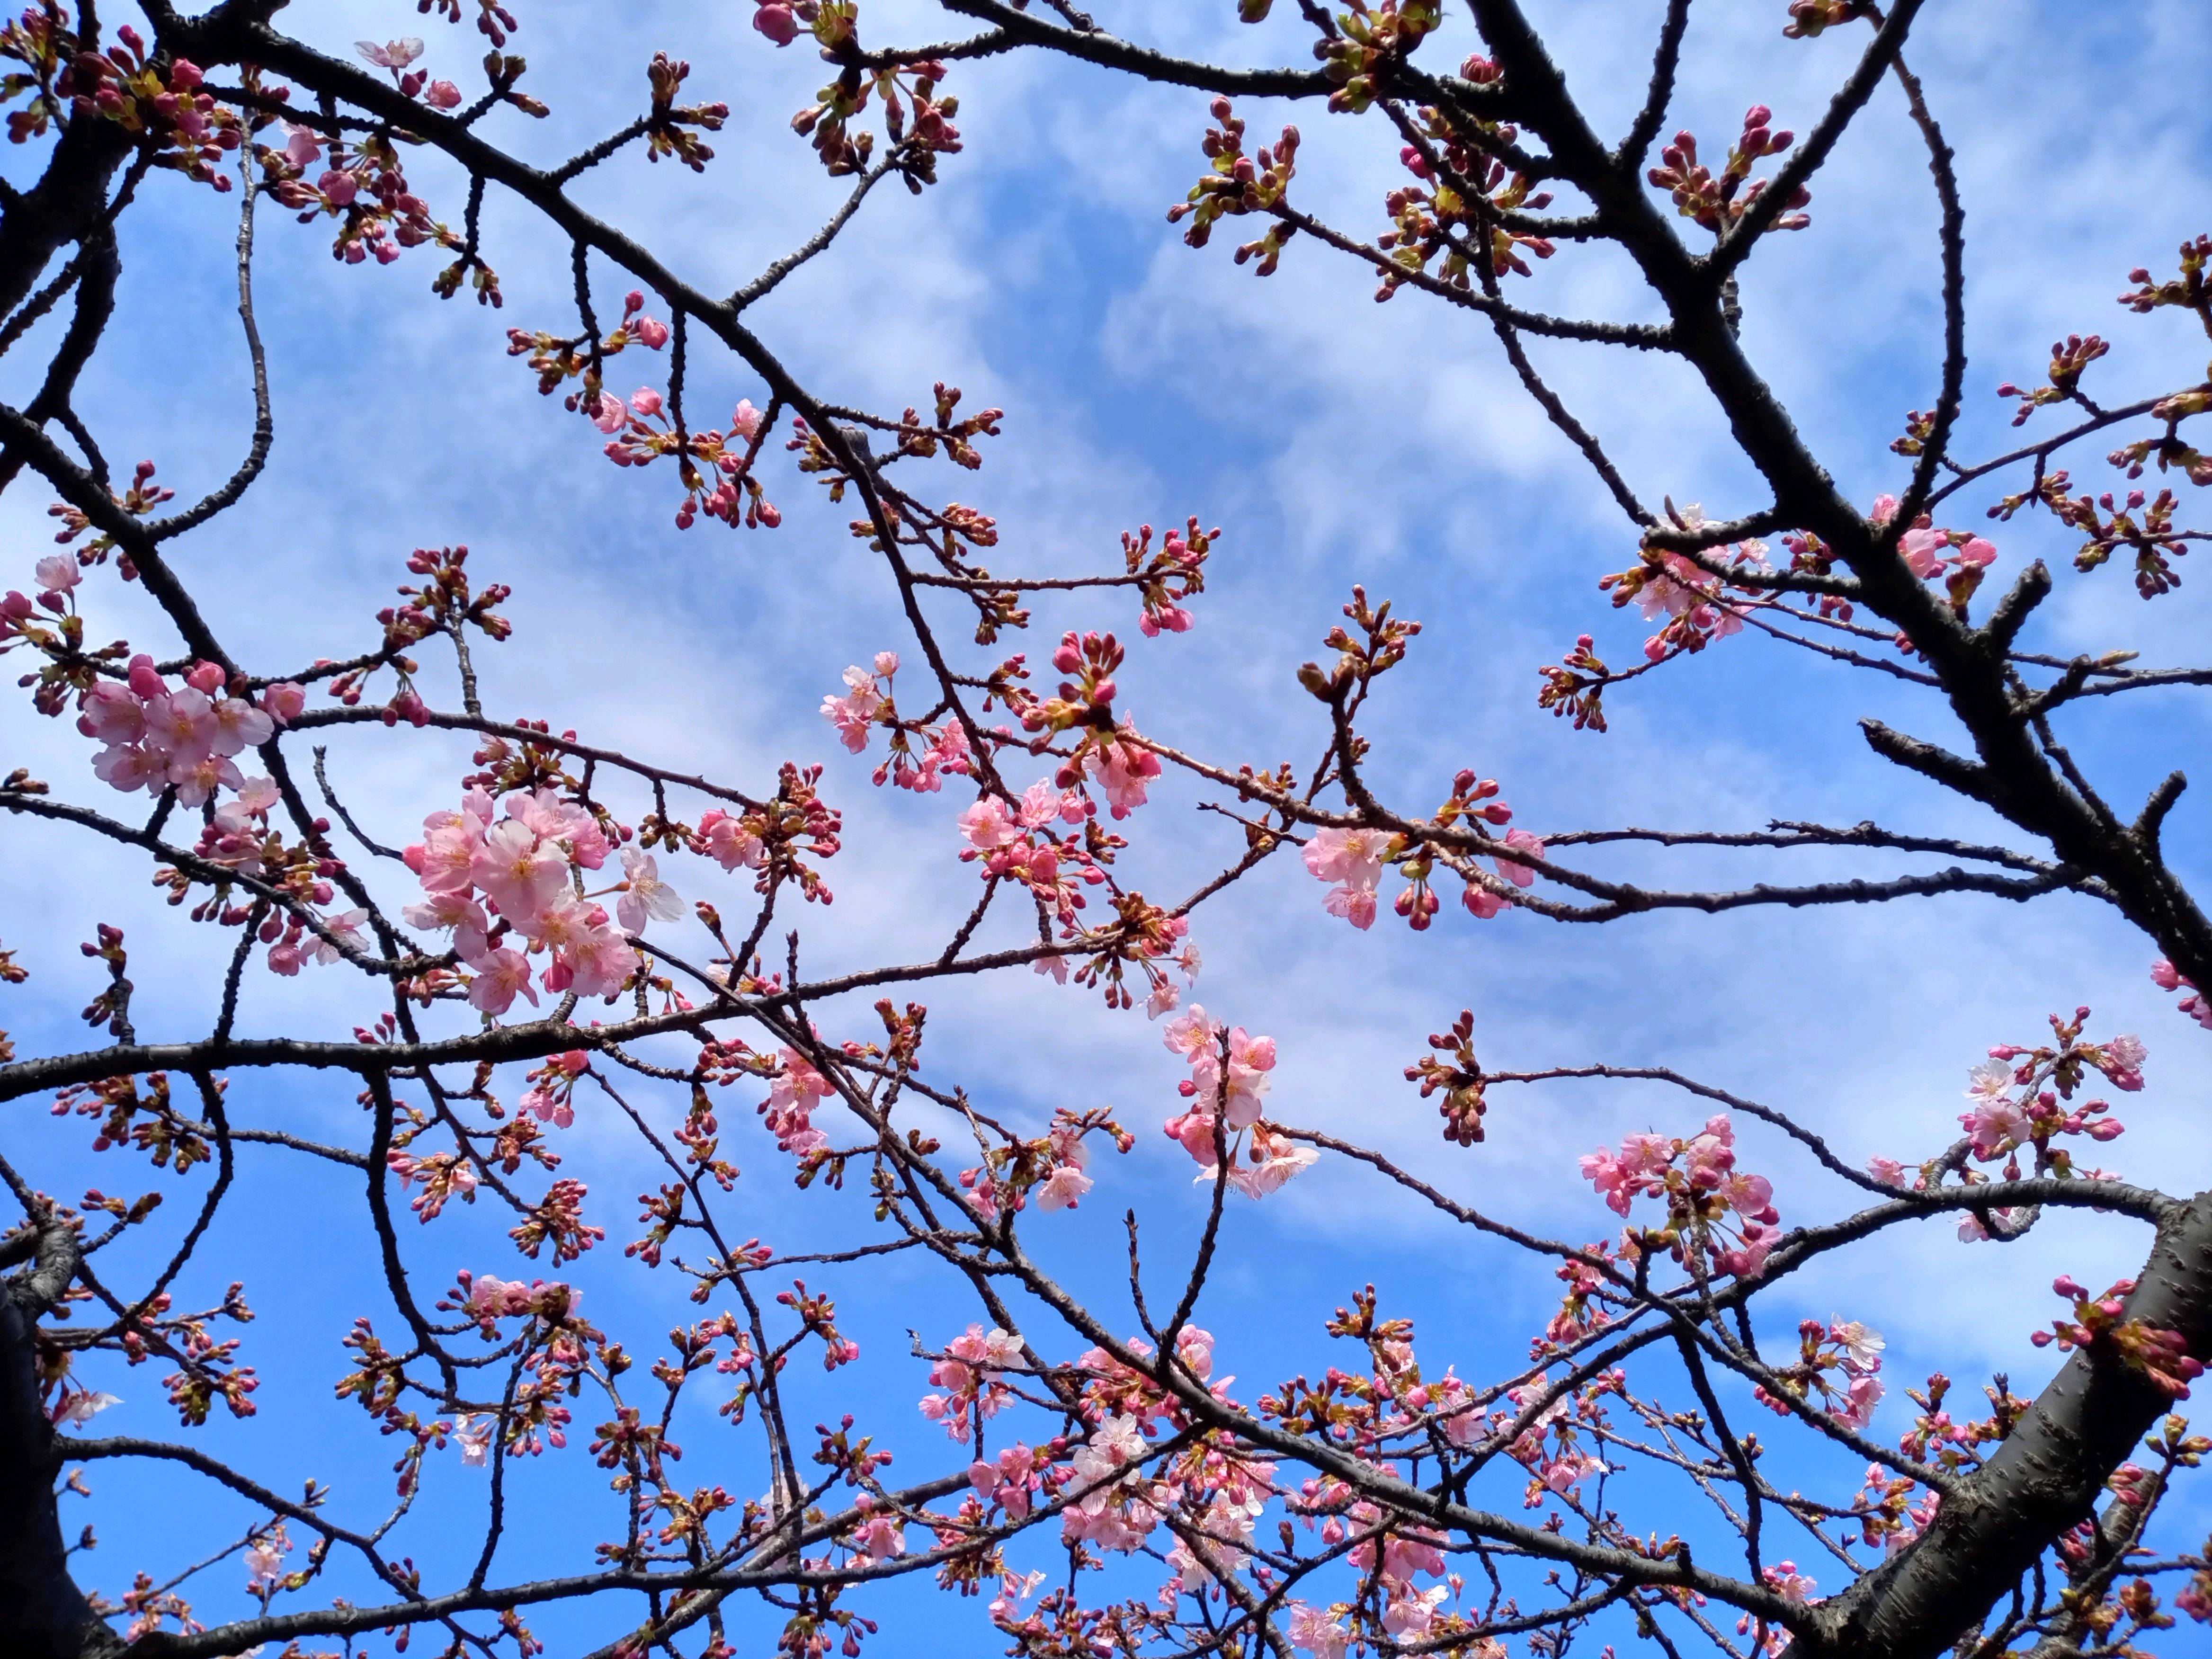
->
[471,819,568,924]
[1961,1094,2031,1161]
[616,848,683,934]
[209,696,273,755]
[357,37,425,70]
[52,1389,121,1426]
[1381,1584,1448,1640]
[551,916,638,1000]
[1035,1163,1094,1211]
[630,386,663,419]
[696,808,763,871]
[1463,878,1507,920]
[987,1570,1048,1622]
[850,1504,904,1564]
[466,947,537,1016]
[1832,1371,1884,1430]
[956,795,1020,852]
[34,553,78,592]
[424,79,462,110]
[260,682,305,725]
[404,889,491,945]
[1188,1026,1275,1128]
[1966,1058,2014,1101]
[141,687,217,761]
[821,664,884,751]
[1287,1603,1350,1659]
[1497,827,1546,888]
[281,123,321,168]
[79,681,146,745]
[1162,1004,1219,1058]
[1094,738,1161,818]
[730,398,764,438]
[303,910,368,968]
[243,1524,291,1590]
[1302,825,1387,889]
[167,751,244,808]
[455,1416,493,1466]
[1325,881,1377,929]
[2098,1033,2148,1092]
[1899,525,1948,578]
[1233,1125,1318,1197]
[1764,1561,1818,1605]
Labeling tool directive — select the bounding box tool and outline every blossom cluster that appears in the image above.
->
[2034,1275,2206,1399]
[76,652,301,808]
[1580,1114,1781,1279]
[1301,770,1542,932]
[821,651,973,790]
[401,786,655,1012]
[1754,1318,1887,1432]
[2152,957,2212,1029]
[1868,1010,2140,1236]
[1159,1006,1315,1198]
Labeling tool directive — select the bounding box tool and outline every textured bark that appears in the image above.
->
[0,115,131,323]
[0,1221,116,1659]
[1804,1190,2212,1657]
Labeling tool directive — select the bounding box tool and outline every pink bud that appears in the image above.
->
[425,80,462,110]
[753,3,798,46]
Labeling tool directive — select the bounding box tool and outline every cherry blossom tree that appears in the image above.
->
[3,3,2212,1658]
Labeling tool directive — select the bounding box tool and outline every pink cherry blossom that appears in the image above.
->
[142,688,217,762]
[616,848,683,934]
[731,399,764,439]
[1900,526,1948,577]
[467,948,537,1015]
[957,795,1019,853]
[471,819,568,924]
[260,682,305,724]
[697,809,764,871]
[357,37,425,70]
[821,664,884,751]
[209,696,273,755]
[1287,1603,1349,1659]
[424,79,462,110]
[91,743,165,793]
[80,681,146,745]
[1498,827,1546,887]
[167,751,244,808]
[1036,1163,1094,1211]
[1302,825,1387,888]
[1094,738,1161,818]
[34,553,78,592]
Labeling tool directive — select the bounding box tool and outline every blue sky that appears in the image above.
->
[5,0,2212,1650]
